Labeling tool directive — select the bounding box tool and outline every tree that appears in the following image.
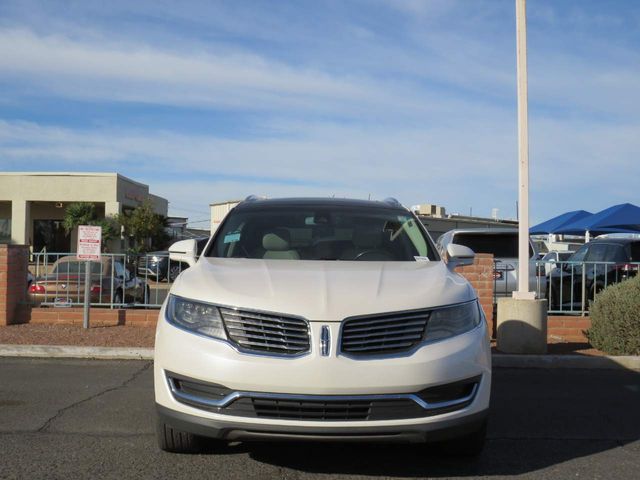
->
[118,200,169,253]
[62,202,119,250]
[62,202,96,234]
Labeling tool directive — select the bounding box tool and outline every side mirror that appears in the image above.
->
[447,243,475,269]
[169,239,198,268]
[125,269,131,281]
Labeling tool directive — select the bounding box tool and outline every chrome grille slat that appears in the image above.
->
[221,310,308,328]
[220,308,310,355]
[344,341,415,352]
[234,339,307,350]
[228,331,310,345]
[340,310,429,355]
[342,327,425,340]
[342,313,430,327]
[225,324,309,339]
[345,315,428,332]
[223,317,308,333]
[342,333,425,346]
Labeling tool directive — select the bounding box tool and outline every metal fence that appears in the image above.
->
[28,253,640,315]
[28,252,188,309]
[493,259,639,316]
[543,260,639,315]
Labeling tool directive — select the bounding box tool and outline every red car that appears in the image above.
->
[28,256,149,307]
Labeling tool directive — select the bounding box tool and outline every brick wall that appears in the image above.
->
[0,244,30,326]
[26,310,592,342]
[29,308,160,327]
[455,253,495,337]
[548,315,590,343]
[5,246,591,344]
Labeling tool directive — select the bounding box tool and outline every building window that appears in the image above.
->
[33,220,70,252]
[0,219,10,243]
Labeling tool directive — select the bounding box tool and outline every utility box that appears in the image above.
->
[416,204,446,217]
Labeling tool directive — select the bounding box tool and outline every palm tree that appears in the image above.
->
[63,202,119,250]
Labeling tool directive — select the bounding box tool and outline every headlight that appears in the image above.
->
[424,300,481,342]
[166,295,227,340]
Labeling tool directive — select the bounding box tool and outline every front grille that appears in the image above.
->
[251,398,371,420]
[220,308,310,355]
[340,309,430,355]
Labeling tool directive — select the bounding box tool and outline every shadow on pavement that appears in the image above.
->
[224,365,640,477]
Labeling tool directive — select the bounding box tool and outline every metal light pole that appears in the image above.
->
[496,0,547,354]
[513,0,535,300]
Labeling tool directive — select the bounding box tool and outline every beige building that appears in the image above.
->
[0,172,168,252]
[210,200,241,233]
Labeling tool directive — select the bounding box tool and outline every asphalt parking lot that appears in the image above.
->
[0,359,638,480]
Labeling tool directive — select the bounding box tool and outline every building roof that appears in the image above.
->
[0,172,149,189]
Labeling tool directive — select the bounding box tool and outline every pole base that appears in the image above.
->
[497,298,547,354]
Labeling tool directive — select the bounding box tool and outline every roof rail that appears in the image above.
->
[382,197,402,208]
[243,195,267,202]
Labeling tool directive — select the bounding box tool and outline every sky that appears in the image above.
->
[0,0,639,227]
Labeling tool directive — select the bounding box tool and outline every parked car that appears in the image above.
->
[436,228,545,298]
[548,238,640,311]
[155,197,491,455]
[539,251,574,276]
[137,238,209,282]
[28,256,149,307]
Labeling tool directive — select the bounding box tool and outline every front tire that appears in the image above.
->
[157,418,207,454]
[168,264,183,282]
[112,289,123,306]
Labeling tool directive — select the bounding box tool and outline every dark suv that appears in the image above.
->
[138,238,208,281]
[548,238,640,311]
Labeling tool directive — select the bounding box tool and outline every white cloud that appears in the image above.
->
[0,28,380,113]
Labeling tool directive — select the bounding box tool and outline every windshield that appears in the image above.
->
[208,206,438,261]
[452,233,533,258]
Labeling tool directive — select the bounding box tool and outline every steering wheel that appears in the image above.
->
[353,250,393,261]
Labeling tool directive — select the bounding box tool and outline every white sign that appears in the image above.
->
[77,225,102,261]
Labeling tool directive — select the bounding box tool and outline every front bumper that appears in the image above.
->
[154,304,491,441]
[157,403,489,443]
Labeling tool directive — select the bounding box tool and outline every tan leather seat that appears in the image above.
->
[262,229,300,260]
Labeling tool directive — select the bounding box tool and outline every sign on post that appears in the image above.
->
[77,225,102,261]
[78,225,101,329]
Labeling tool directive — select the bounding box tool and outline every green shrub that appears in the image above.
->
[586,275,640,355]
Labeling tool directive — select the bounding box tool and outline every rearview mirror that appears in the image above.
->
[447,243,475,269]
[169,239,198,268]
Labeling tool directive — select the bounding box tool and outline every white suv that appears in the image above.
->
[154,197,491,455]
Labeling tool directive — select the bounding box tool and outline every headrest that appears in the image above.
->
[352,230,382,249]
[262,229,291,251]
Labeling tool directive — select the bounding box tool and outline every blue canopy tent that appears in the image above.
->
[555,203,640,239]
[589,202,640,231]
[530,210,592,235]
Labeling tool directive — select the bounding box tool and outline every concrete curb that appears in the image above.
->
[1,344,639,370]
[0,344,154,360]
[493,354,640,370]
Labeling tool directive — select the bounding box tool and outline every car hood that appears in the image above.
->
[170,258,474,321]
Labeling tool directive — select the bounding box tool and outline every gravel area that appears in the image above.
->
[0,324,155,348]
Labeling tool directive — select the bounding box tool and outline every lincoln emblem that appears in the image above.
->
[320,325,330,357]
